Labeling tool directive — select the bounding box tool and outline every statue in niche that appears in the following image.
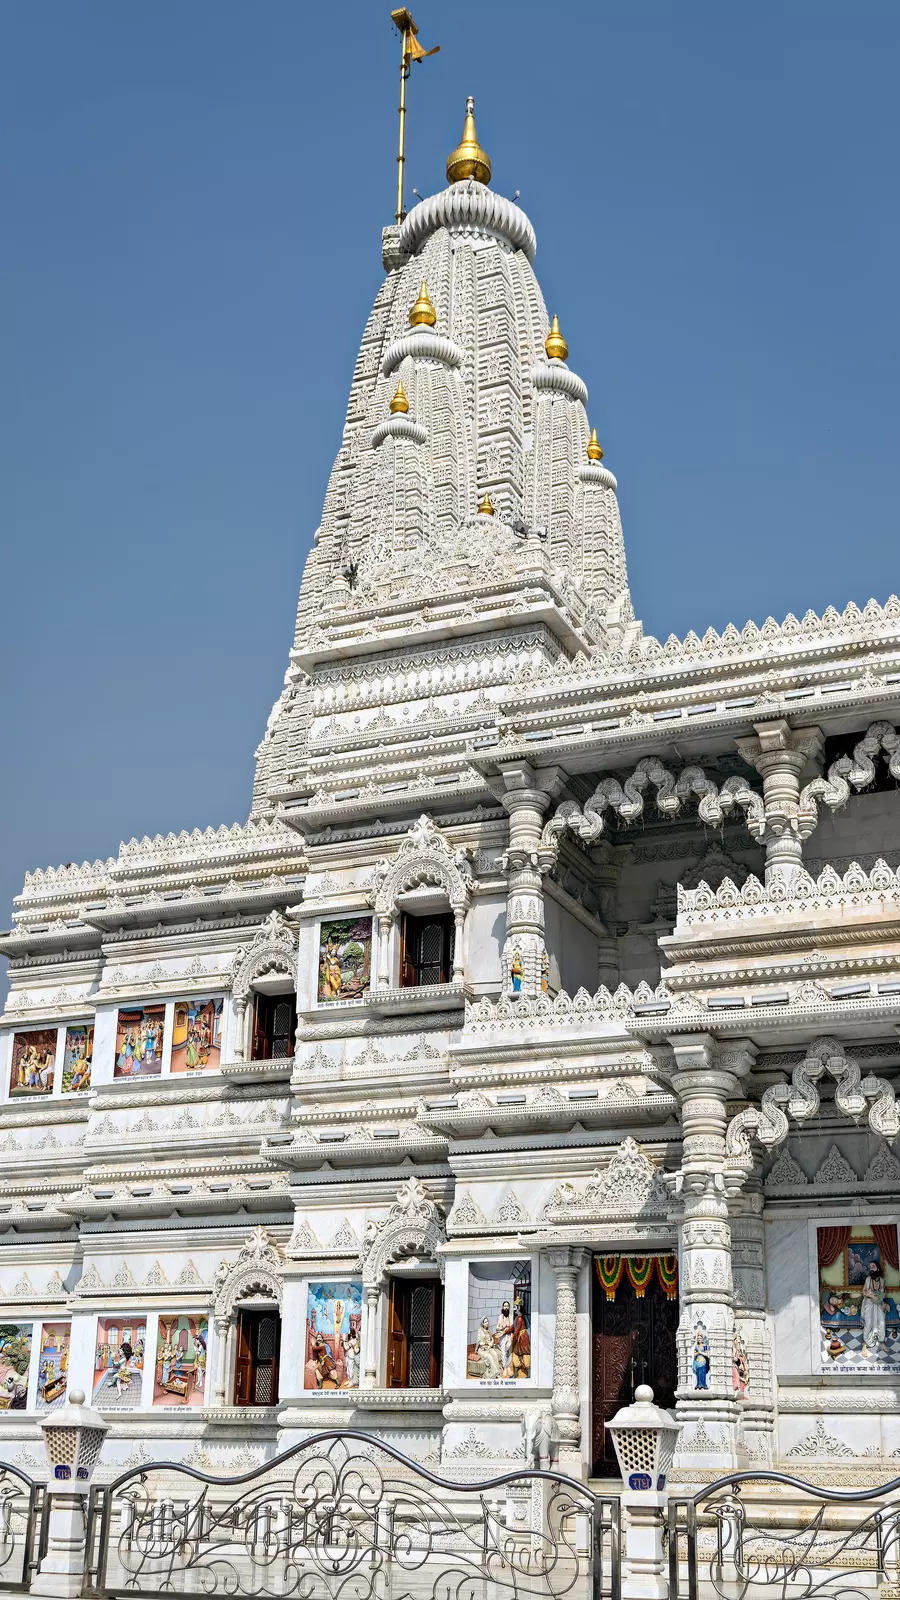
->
[540,949,550,993]
[731,1329,749,1394]
[692,1323,711,1390]
[510,950,523,994]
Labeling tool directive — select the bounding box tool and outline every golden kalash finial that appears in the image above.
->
[389,380,410,414]
[478,491,495,516]
[545,315,569,361]
[409,279,437,327]
[587,427,604,462]
[447,96,492,185]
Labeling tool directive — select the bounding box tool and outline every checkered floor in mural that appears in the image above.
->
[91,1369,143,1409]
[821,1326,900,1372]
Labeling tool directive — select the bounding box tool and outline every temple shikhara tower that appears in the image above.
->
[2,94,899,1489]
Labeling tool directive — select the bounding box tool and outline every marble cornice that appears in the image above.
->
[664,922,900,962]
[280,776,491,830]
[92,1078,284,1110]
[632,991,900,1041]
[470,675,900,780]
[418,1090,678,1139]
[665,952,900,989]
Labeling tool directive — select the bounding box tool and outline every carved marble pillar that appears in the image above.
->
[452,908,465,985]
[363,1286,380,1387]
[670,1035,755,1467]
[729,1181,776,1462]
[213,1315,230,1408]
[233,1000,247,1061]
[500,763,562,998]
[736,719,823,883]
[547,1246,585,1477]
[376,914,392,991]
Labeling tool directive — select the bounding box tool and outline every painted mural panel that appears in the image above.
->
[819,1223,900,1374]
[114,1006,165,1078]
[153,1315,208,1406]
[9,1029,57,1097]
[92,1317,146,1408]
[0,1324,32,1409]
[62,1025,93,1094]
[170,999,223,1074]
[466,1260,532,1381]
[37,1321,70,1409]
[304,1282,362,1388]
[317,917,372,1002]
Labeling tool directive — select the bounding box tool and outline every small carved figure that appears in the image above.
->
[731,1328,749,1394]
[692,1323,711,1390]
[510,950,524,994]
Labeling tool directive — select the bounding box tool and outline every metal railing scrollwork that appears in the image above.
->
[83,1428,620,1600]
[0,1463,45,1592]
[668,1469,900,1600]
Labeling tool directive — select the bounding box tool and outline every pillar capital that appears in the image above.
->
[735,722,825,880]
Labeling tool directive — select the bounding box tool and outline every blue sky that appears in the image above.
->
[2,0,899,973]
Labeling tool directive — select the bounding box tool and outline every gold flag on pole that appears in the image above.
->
[390,8,440,225]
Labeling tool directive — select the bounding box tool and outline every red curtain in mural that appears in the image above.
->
[816,1227,851,1269]
[871,1223,899,1270]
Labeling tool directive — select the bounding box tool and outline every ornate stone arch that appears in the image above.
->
[367,815,473,988]
[213,1226,285,1322]
[231,909,298,1008]
[368,814,473,919]
[358,1178,446,1290]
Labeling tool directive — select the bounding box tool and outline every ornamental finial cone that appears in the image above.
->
[587,427,604,462]
[478,491,495,516]
[446,96,492,186]
[389,380,409,414]
[409,279,437,327]
[545,315,568,362]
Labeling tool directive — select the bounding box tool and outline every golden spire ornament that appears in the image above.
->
[446,96,492,185]
[389,380,410,414]
[545,316,568,361]
[587,428,604,462]
[478,491,495,516]
[409,279,437,327]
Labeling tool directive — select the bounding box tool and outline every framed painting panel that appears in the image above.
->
[304,1282,362,1389]
[0,1323,33,1410]
[36,1322,71,1410]
[170,1000,223,1074]
[62,1025,93,1094]
[92,1317,146,1408]
[317,918,372,1003]
[153,1316,208,1406]
[466,1260,532,1382]
[9,1029,57,1098]
[114,1006,165,1078]
[818,1223,900,1375]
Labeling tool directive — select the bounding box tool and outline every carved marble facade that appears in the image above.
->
[2,109,900,1486]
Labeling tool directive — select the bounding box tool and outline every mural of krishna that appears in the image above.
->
[317,917,372,1003]
[62,1025,93,1093]
[170,999,223,1074]
[114,1006,165,1078]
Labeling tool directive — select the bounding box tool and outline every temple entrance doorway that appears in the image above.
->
[590,1254,679,1475]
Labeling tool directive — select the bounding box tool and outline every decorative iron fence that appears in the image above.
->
[83,1428,620,1600]
[0,1463,46,1592]
[668,1470,900,1600]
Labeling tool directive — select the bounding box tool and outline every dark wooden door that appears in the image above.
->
[400,914,454,987]
[233,1309,281,1405]
[591,1264,678,1475]
[251,993,297,1061]
[386,1280,443,1388]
